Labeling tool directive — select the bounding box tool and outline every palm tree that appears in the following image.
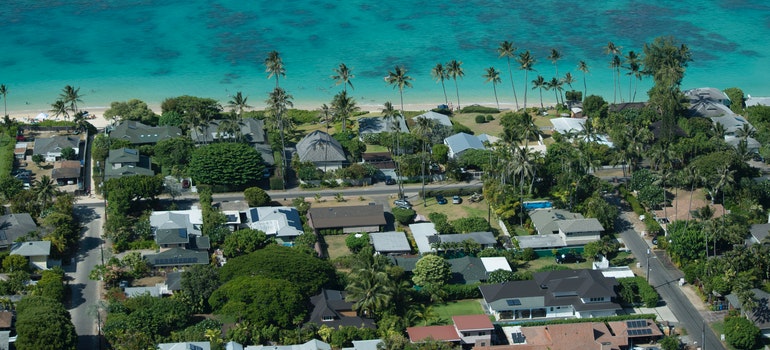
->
[610,55,623,103]
[60,85,83,116]
[736,123,757,141]
[331,63,354,93]
[446,60,464,110]
[345,268,393,317]
[413,116,436,206]
[264,50,285,88]
[563,72,575,91]
[226,91,251,119]
[331,90,359,131]
[72,111,90,134]
[266,87,294,186]
[547,48,562,78]
[483,67,502,109]
[217,115,242,142]
[577,60,590,99]
[604,42,621,103]
[516,51,536,110]
[430,63,449,105]
[384,66,413,198]
[624,51,641,102]
[318,104,333,171]
[50,100,69,120]
[532,75,546,110]
[33,175,58,209]
[0,84,8,117]
[497,41,520,110]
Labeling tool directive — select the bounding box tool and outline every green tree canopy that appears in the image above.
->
[104,99,159,125]
[222,229,273,258]
[15,296,77,350]
[451,217,491,233]
[161,95,222,118]
[180,264,220,313]
[153,137,194,172]
[219,245,336,296]
[345,232,369,253]
[104,175,164,202]
[189,143,265,188]
[244,187,271,207]
[209,275,306,329]
[392,207,416,225]
[104,295,192,346]
[725,315,760,350]
[412,255,451,287]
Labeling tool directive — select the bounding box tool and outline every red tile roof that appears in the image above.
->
[407,325,461,342]
[453,314,494,331]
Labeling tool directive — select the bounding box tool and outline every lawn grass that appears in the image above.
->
[452,113,504,136]
[412,197,501,232]
[519,255,594,271]
[365,144,389,153]
[322,234,351,260]
[0,134,13,177]
[433,299,484,324]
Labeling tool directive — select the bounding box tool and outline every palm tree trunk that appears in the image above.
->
[279,114,287,189]
[617,68,623,103]
[453,78,461,110]
[539,88,544,110]
[523,72,529,110]
[582,74,587,101]
[507,58,519,110]
[441,79,448,105]
[493,83,500,110]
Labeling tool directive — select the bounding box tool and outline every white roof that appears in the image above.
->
[158,342,211,350]
[413,111,452,128]
[480,257,512,272]
[445,132,485,156]
[10,241,51,257]
[515,234,566,249]
[150,208,203,235]
[409,222,438,254]
[746,96,770,107]
[598,266,635,279]
[477,133,500,145]
[124,286,161,298]
[246,206,303,238]
[369,231,411,252]
[550,117,585,134]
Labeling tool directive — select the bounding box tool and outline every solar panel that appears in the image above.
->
[628,328,653,336]
[511,332,526,344]
[507,299,521,306]
[626,320,647,329]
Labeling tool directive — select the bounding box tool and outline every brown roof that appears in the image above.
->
[56,160,82,168]
[452,315,493,332]
[52,160,82,179]
[307,204,386,229]
[496,322,631,350]
[607,319,663,339]
[0,311,12,328]
[407,325,460,342]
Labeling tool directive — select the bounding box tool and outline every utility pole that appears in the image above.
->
[646,248,651,284]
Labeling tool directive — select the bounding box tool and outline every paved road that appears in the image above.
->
[69,204,106,350]
[618,213,724,350]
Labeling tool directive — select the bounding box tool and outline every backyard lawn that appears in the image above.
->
[323,234,351,261]
[412,196,501,232]
[433,299,485,324]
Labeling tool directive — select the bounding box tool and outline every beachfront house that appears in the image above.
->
[189,117,267,144]
[109,121,182,145]
[296,130,347,170]
[33,135,80,162]
[358,115,409,141]
[479,269,620,321]
[104,148,154,180]
[412,111,453,129]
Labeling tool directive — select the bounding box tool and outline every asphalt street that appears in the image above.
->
[69,204,106,350]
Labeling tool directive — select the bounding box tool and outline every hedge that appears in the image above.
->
[460,105,499,114]
[443,283,482,300]
[619,186,645,215]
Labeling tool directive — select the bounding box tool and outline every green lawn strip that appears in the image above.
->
[433,299,484,324]
[0,134,14,177]
[365,144,388,153]
[323,234,351,260]
[521,255,594,271]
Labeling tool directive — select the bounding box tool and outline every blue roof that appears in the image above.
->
[445,132,485,156]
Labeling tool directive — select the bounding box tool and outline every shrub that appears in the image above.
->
[452,122,473,135]
[244,187,271,207]
[345,232,369,253]
[725,315,760,350]
[442,283,481,300]
[485,115,494,122]
[392,207,416,225]
[519,248,537,261]
[475,115,486,124]
[269,177,284,190]
[460,105,499,114]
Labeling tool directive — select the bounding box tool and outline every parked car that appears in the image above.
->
[385,177,396,185]
[394,199,412,209]
[452,195,462,204]
[181,179,191,189]
[651,236,659,245]
[436,195,447,205]
[555,253,581,264]
[469,192,483,202]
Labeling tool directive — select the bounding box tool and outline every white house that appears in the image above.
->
[444,132,485,159]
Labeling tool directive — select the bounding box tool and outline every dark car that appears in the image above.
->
[436,195,447,205]
[651,236,659,245]
[452,195,462,204]
[181,179,191,189]
[555,253,581,264]
[394,199,412,209]
[385,177,396,185]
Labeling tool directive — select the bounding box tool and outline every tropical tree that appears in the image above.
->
[497,41,519,110]
[446,60,464,110]
[60,85,83,116]
[345,268,392,318]
[563,72,575,91]
[532,75,547,110]
[226,91,250,119]
[642,36,692,142]
[264,50,285,88]
[331,63,354,93]
[610,55,623,103]
[266,87,293,184]
[72,111,91,134]
[736,123,757,141]
[431,63,449,105]
[413,116,436,206]
[33,175,58,209]
[483,67,502,109]
[217,114,242,142]
[604,42,621,103]
[624,51,642,102]
[547,48,562,78]
[0,84,8,117]
[385,66,413,198]
[331,90,359,131]
[50,100,68,120]
[516,50,536,109]
[577,60,590,99]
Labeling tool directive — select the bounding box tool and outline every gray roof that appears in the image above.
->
[124,286,161,298]
[550,117,586,135]
[412,111,452,128]
[109,121,182,145]
[246,207,304,238]
[0,213,38,248]
[249,340,332,350]
[104,165,154,179]
[189,118,266,144]
[145,248,209,267]
[747,96,770,107]
[684,87,730,104]
[307,204,386,229]
[165,272,183,291]
[444,132,485,156]
[33,135,79,155]
[439,231,496,246]
[155,228,189,245]
[296,130,346,163]
[529,209,584,235]
[710,115,753,134]
[688,100,734,118]
[480,269,619,307]
[557,218,604,233]
[409,222,438,254]
[449,256,487,284]
[726,288,770,330]
[157,342,211,350]
[516,234,566,249]
[725,136,761,152]
[750,223,770,244]
[150,210,203,236]
[307,289,376,329]
[254,143,275,165]
[108,148,140,163]
[10,241,51,256]
[358,116,409,135]
[389,256,420,272]
[343,340,384,350]
[369,231,411,253]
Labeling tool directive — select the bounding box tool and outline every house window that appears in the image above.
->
[322,316,334,321]
[589,297,604,302]
[506,299,521,306]
[479,332,486,336]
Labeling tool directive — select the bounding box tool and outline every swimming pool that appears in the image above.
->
[523,201,553,210]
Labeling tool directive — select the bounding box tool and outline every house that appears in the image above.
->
[407,315,493,346]
[448,256,488,284]
[307,204,386,234]
[498,319,662,349]
[157,342,211,350]
[10,241,51,270]
[14,142,28,160]
[341,339,384,350]
[436,231,497,250]
[0,213,38,249]
[747,95,770,107]
[33,135,80,162]
[477,133,500,145]
[749,223,770,244]
[104,148,154,180]
[529,209,584,236]
[412,111,453,128]
[124,286,161,298]
[245,206,304,244]
[444,132,485,159]
[369,231,411,255]
[189,118,267,144]
[51,160,82,186]
[725,135,761,153]
[684,87,731,106]
[550,117,585,136]
[358,115,409,140]
[479,269,620,321]
[307,289,376,329]
[409,222,439,254]
[162,272,183,295]
[296,130,347,170]
[556,218,604,246]
[109,121,182,145]
[726,288,770,337]
[151,209,203,236]
[711,115,754,136]
[0,311,12,330]
[480,256,512,273]
[144,248,210,268]
[247,339,332,350]
[389,256,420,272]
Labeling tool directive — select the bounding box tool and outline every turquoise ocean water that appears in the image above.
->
[1,0,769,114]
